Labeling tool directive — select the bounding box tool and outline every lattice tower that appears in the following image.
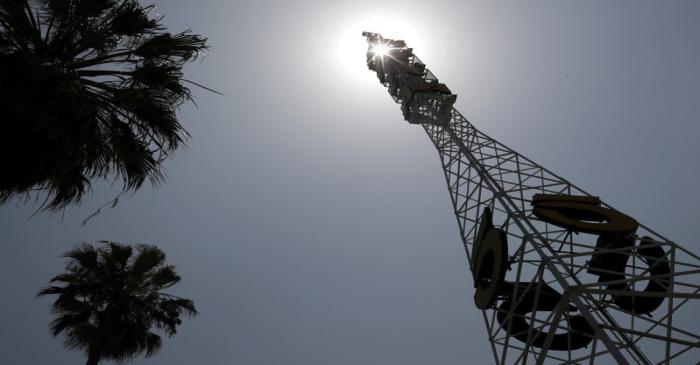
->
[362,32,700,365]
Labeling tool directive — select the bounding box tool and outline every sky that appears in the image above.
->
[2,1,700,364]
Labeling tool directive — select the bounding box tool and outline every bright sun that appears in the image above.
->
[330,14,430,84]
[372,43,391,58]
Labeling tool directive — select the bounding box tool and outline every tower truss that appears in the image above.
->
[362,32,700,364]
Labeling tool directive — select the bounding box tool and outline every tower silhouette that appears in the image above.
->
[362,32,700,364]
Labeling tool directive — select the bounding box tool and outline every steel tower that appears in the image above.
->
[362,32,700,364]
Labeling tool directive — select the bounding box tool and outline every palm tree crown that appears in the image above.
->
[0,0,208,210]
[38,242,197,365]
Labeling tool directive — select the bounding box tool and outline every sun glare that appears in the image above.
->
[331,13,430,84]
[372,43,391,58]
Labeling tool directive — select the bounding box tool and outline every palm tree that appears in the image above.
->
[0,0,209,210]
[38,242,197,365]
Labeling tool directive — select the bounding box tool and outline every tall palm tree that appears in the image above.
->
[0,0,209,210]
[38,242,197,365]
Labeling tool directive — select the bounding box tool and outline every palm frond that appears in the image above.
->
[110,2,160,36]
[148,265,181,288]
[135,31,207,61]
[102,241,133,270]
[143,332,162,357]
[38,241,196,363]
[63,243,99,270]
[0,0,211,211]
[131,245,166,276]
[49,312,92,337]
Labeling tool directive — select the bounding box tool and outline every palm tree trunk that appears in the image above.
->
[86,349,101,365]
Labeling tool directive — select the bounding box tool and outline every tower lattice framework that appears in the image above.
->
[362,32,700,364]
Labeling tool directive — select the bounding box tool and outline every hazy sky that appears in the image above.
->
[2,1,699,364]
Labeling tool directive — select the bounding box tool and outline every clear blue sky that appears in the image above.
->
[1,1,699,364]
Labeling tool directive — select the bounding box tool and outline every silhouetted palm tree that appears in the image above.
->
[0,0,209,210]
[38,242,197,365]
